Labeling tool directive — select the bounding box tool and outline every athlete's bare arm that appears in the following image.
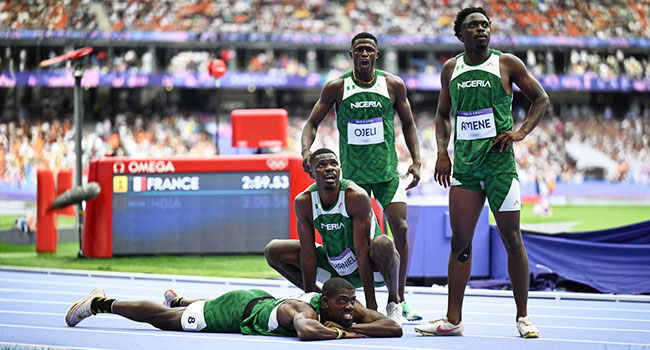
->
[386,73,421,189]
[294,192,319,293]
[278,300,362,340]
[492,53,549,152]
[345,300,403,337]
[278,299,401,340]
[344,184,377,310]
[433,58,456,188]
[301,78,344,173]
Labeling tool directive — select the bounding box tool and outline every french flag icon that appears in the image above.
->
[133,177,147,192]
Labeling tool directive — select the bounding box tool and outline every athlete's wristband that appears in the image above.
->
[336,328,343,339]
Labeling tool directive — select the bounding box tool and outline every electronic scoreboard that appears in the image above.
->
[82,154,311,257]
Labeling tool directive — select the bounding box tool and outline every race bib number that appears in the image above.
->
[327,248,358,276]
[180,301,207,332]
[348,118,384,145]
[456,108,497,140]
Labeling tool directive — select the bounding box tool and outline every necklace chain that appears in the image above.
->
[353,69,376,87]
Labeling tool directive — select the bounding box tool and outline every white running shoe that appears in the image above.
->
[163,289,180,308]
[517,316,539,338]
[385,301,403,325]
[414,317,463,336]
[65,287,105,327]
[401,301,423,321]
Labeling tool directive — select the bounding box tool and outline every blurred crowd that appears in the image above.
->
[3,104,649,194]
[527,49,650,80]
[0,112,216,190]
[2,0,649,39]
[3,0,650,79]
[1,0,649,196]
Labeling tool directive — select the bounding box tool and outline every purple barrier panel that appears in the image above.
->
[3,71,650,92]
[406,204,490,279]
[488,220,650,294]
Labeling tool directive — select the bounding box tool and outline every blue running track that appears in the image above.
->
[1,267,649,350]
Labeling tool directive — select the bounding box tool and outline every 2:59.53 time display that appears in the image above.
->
[241,174,290,190]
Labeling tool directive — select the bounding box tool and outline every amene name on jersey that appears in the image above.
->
[460,118,492,131]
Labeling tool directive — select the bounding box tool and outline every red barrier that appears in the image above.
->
[36,168,58,253]
[370,198,386,235]
[231,109,288,148]
[83,154,312,257]
[56,168,75,217]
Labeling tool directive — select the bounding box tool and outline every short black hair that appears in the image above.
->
[322,277,354,298]
[351,32,378,48]
[309,148,337,167]
[454,7,491,36]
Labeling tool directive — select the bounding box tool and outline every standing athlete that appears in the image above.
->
[301,32,422,322]
[266,148,403,324]
[66,278,402,340]
[414,7,549,338]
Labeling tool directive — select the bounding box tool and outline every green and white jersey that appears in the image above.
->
[336,70,398,184]
[449,49,514,174]
[263,292,322,336]
[309,179,382,276]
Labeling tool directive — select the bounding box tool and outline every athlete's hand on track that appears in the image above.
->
[434,152,452,188]
[492,130,526,152]
[322,322,364,339]
[405,163,421,190]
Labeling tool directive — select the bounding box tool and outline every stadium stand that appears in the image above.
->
[0,0,649,200]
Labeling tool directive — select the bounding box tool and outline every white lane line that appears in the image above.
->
[2,303,648,324]
[414,310,650,322]
[4,324,649,348]
[0,289,178,300]
[3,284,650,316]
[454,333,650,347]
[4,310,650,334]
[0,310,63,316]
[406,331,650,347]
[0,341,115,350]
[464,321,650,333]
[0,286,301,302]
[409,299,650,313]
[0,324,448,350]
[0,287,189,297]
[0,298,72,305]
[3,269,650,303]
[464,310,650,322]
[3,298,650,323]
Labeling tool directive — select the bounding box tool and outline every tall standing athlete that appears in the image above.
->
[301,32,422,322]
[414,7,549,338]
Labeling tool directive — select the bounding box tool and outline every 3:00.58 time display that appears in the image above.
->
[241,174,290,190]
